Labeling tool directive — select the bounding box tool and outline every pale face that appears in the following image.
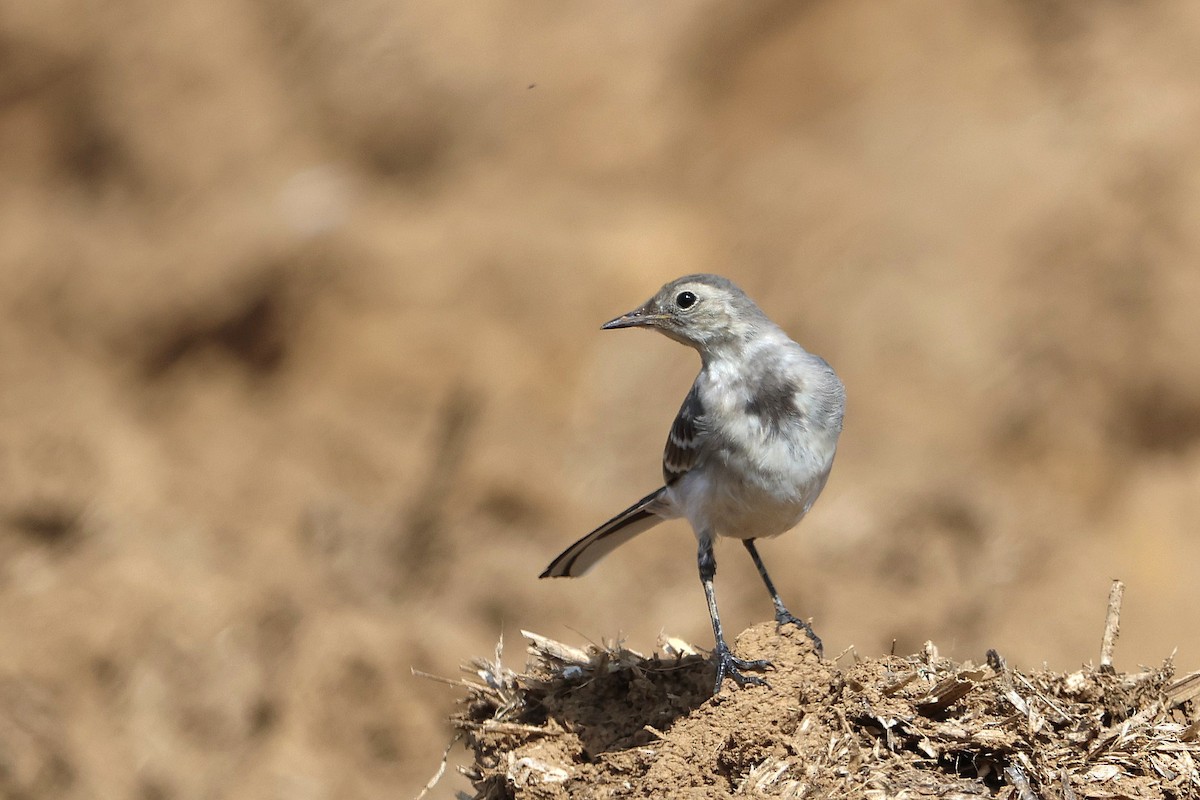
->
[602,275,767,349]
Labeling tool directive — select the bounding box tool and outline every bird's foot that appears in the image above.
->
[712,641,771,693]
[775,609,824,659]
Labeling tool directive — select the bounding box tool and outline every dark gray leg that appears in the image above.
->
[742,539,824,658]
[699,537,770,692]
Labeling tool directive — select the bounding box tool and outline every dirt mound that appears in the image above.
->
[449,622,1200,799]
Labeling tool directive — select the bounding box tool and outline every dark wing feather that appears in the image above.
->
[663,385,704,485]
[539,487,667,578]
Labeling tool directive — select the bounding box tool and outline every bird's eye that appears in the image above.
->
[675,291,697,309]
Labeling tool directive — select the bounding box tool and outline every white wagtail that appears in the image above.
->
[541,274,845,692]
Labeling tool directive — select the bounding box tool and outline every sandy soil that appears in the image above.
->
[2,2,1200,798]
[455,622,1199,798]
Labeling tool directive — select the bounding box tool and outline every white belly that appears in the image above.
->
[668,450,831,541]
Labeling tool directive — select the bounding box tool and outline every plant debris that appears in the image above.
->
[444,619,1200,799]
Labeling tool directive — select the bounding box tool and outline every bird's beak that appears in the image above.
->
[601,303,666,330]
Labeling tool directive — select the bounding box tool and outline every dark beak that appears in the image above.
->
[601,303,666,330]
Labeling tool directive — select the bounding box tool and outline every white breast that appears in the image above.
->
[672,342,841,541]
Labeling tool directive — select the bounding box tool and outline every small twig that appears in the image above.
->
[642,724,668,740]
[411,667,489,692]
[457,720,557,737]
[1014,672,1070,723]
[832,644,857,665]
[1099,579,1125,674]
[522,630,593,665]
[414,732,463,800]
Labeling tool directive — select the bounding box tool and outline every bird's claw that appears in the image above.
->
[775,610,824,658]
[713,643,772,692]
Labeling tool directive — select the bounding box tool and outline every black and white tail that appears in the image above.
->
[540,487,668,578]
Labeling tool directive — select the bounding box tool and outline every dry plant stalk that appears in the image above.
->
[1100,579,1126,674]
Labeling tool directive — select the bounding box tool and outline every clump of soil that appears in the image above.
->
[446,624,1200,799]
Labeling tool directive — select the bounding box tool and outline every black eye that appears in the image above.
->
[675,291,697,309]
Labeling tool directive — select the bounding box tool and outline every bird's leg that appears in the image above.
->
[699,537,770,692]
[742,539,824,658]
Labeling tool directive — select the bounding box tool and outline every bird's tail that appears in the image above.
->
[540,487,668,578]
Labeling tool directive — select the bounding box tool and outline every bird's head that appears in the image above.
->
[602,274,770,352]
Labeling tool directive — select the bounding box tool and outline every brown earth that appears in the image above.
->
[454,623,1200,799]
[2,2,1200,798]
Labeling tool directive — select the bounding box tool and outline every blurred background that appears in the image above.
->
[2,1,1200,797]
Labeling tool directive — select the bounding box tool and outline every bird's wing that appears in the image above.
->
[663,384,705,486]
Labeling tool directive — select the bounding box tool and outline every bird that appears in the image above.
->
[540,274,845,692]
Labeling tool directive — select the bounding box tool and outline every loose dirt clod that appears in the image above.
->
[446,622,1200,799]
